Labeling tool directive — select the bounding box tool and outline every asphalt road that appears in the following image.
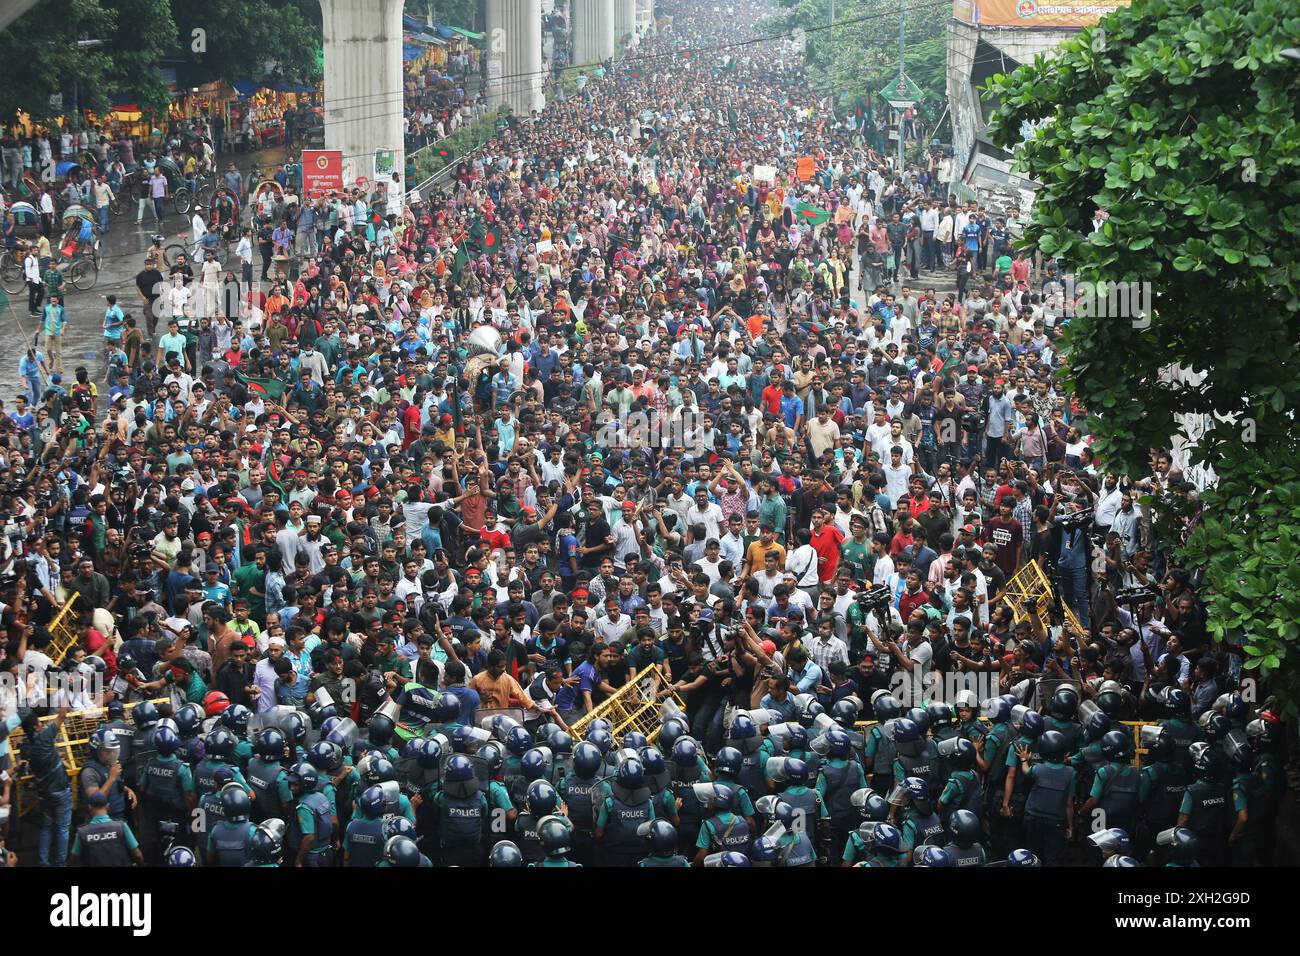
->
[0,146,289,404]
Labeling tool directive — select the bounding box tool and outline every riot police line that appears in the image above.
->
[49,668,1280,868]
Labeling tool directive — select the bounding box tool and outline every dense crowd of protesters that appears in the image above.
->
[0,0,1281,870]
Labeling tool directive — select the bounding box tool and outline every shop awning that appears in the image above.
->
[443,25,483,41]
[232,78,259,97]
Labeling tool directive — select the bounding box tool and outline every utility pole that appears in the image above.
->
[897,0,906,170]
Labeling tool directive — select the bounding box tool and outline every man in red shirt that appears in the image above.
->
[761,370,786,417]
[479,509,513,553]
[809,508,844,586]
[898,569,931,622]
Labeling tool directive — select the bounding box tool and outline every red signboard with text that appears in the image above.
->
[302,149,343,199]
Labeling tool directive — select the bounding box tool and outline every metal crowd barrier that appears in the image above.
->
[569,665,685,745]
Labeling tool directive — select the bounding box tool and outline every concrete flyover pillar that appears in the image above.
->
[486,0,545,118]
[319,0,405,189]
[613,0,636,44]
[572,0,615,65]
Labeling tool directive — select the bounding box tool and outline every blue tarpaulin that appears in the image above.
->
[232,78,258,97]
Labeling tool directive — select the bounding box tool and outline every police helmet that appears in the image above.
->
[359,785,387,819]
[712,782,737,812]
[367,712,396,746]
[133,701,159,729]
[255,727,287,761]
[384,835,422,867]
[250,820,285,862]
[488,840,524,867]
[1142,725,1176,762]
[948,808,981,846]
[659,717,689,751]
[832,698,860,728]
[537,815,573,857]
[1223,733,1256,774]
[616,755,645,790]
[1100,729,1131,762]
[714,745,744,777]
[1103,855,1141,868]
[182,738,206,766]
[174,704,202,738]
[383,815,417,841]
[527,780,560,817]
[1084,711,1112,742]
[548,730,574,755]
[749,835,780,865]
[1037,729,1069,762]
[153,726,182,757]
[926,702,953,728]
[220,783,252,821]
[890,718,920,745]
[505,725,534,756]
[573,741,604,777]
[585,717,613,738]
[622,730,649,751]
[640,818,679,855]
[1198,711,1231,744]
[1163,687,1191,718]
[900,708,927,735]
[727,713,761,753]
[220,703,251,734]
[825,727,854,758]
[943,737,977,770]
[586,727,614,755]
[90,727,120,756]
[872,692,903,723]
[1049,685,1079,720]
[363,756,397,785]
[1007,848,1041,867]
[1088,827,1130,855]
[1096,690,1124,718]
[773,800,800,830]
[980,697,1012,722]
[1189,741,1226,781]
[417,738,444,770]
[718,851,751,867]
[787,724,810,751]
[784,756,810,785]
[287,762,319,793]
[916,846,954,867]
[521,747,549,781]
[851,788,890,822]
[309,740,344,774]
[871,822,903,853]
[281,710,309,745]
[1020,711,1045,739]
[166,846,197,866]
[435,691,462,723]
[443,754,479,799]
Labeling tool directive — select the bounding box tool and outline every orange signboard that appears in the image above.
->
[302,149,343,199]
[952,0,1129,27]
[796,156,816,182]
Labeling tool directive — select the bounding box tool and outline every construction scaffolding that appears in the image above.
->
[568,665,684,745]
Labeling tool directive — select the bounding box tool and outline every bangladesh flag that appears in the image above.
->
[794,201,831,226]
[452,243,470,282]
[467,218,504,253]
[238,373,287,402]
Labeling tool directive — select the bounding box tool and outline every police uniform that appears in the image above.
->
[900,804,944,856]
[531,856,582,867]
[246,757,292,823]
[289,789,337,866]
[778,784,829,852]
[79,758,128,820]
[207,817,257,866]
[863,724,896,794]
[514,810,545,864]
[947,841,987,867]
[432,787,490,867]
[816,757,867,862]
[695,809,751,858]
[1137,758,1189,857]
[343,813,387,867]
[938,768,982,821]
[775,830,816,866]
[1179,776,1229,866]
[553,772,595,868]
[1022,759,1075,867]
[1091,759,1139,835]
[135,753,194,864]
[668,759,713,855]
[1229,770,1262,867]
[597,783,657,867]
[893,738,941,794]
[72,812,140,866]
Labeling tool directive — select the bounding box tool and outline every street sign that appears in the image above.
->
[878,72,925,108]
[302,149,343,199]
[375,148,396,179]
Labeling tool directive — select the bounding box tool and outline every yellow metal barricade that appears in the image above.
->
[7,698,167,816]
[1002,561,1086,636]
[569,665,684,746]
[45,592,85,665]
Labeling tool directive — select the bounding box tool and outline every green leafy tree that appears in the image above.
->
[170,0,322,85]
[986,0,1300,703]
[405,0,477,29]
[0,0,173,124]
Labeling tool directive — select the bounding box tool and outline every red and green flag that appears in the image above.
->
[238,373,287,402]
[794,200,831,227]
